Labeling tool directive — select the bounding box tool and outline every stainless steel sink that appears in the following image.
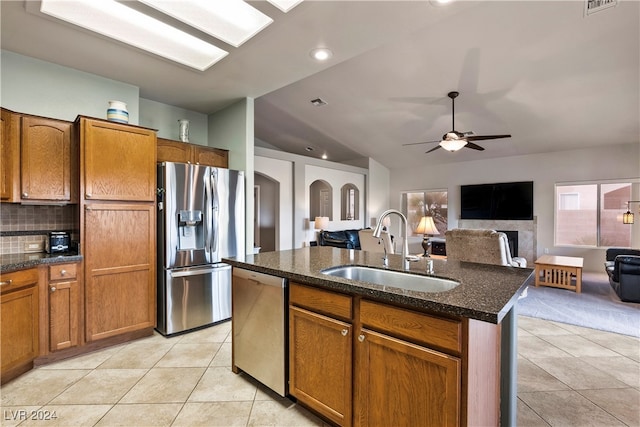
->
[320,265,459,293]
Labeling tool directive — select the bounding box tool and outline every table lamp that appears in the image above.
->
[314,216,329,230]
[415,216,439,256]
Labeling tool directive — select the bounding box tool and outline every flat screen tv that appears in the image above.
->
[461,181,533,220]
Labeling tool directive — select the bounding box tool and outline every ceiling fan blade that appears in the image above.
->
[426,145,442,153]
[402,140,441,146]
[465,134,511,142]
[465,142,485,151]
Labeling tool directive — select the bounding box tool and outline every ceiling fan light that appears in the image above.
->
[439,139,467,152]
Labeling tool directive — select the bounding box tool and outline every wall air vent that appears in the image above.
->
[585,0,617,16]
[310,98,328,107]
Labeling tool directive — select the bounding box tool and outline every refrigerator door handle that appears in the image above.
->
[210,169,220,254]
[169,266,220,278]
[204,167,213,257]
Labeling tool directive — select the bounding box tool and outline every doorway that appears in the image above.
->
[254,173,279,252]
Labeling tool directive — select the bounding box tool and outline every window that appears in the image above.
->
[401,190,448,237]
[555,182,632,247]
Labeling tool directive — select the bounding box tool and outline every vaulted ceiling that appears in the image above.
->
[2,1,638,169]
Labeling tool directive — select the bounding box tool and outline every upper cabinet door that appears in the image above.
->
[21,116,72,202]
[156,138,191,164]
[193,145,228,168]
[0,109,20,201]
[81,118,156,202]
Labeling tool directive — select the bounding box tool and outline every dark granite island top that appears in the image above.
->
[223,246,533,324]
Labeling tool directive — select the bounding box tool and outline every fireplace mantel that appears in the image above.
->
[457,218,537,266]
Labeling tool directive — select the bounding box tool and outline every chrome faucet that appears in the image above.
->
[373,209,414,270]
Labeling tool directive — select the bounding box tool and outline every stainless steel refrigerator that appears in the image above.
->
[156,161,244,336]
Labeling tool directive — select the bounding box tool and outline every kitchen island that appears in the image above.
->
[224,247,533,427]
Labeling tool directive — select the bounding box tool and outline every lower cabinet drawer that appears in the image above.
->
[360,299,461,354]
[290,282,352,321]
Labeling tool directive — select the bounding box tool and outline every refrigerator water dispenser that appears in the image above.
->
[178,209,203,250]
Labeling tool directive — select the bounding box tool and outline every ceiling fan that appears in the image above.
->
[403,91,511,153]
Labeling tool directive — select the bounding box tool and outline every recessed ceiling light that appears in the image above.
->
[139,0,273,48]
[430,0,454,5]
[305,146,314,152]
[267,0,304,13]
[310,48,332,61]
[40,0,227,71]
[310,98,328,107]
[321,153,328,160]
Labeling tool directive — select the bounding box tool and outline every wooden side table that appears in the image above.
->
[534,255,584,293]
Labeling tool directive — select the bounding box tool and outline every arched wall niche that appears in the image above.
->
[341,183,360,220]
[309,179,333,221]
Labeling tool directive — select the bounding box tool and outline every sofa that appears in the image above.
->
[605,248,640,303]
[445,228,527,267]
[317,229,362,250]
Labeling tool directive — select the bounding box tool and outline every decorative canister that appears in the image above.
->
[107,100,129,123]
[178,119,190,142]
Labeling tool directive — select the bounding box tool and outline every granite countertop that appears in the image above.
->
[223,247,534,324]
[1,252,83,273]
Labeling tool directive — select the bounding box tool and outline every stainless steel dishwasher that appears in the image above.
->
[232,268,287,396]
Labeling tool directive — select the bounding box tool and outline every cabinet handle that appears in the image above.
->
[60,269,67,276]
[22,192,28,198]
[341,329,348,336]
[0,280,13,286]
[50,286,57,292]
[86,193,91,198]
[358,334,365,342]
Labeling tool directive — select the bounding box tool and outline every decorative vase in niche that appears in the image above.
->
[178,119,190,142]
[107,100,129,124]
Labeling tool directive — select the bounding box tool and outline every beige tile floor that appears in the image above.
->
[1,316,638,426]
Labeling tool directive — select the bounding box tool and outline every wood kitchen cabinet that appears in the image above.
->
[48,263,80,352]
[79,117,156,202]
[355,300,461,427]
[79,116,157,343]
[1,108,20,201]
[83,203,156,342]
[0,110,73,203]
[288,283,499,427]
[289,283,353,427]
[157,138,228,168]
[1,268,39,384]
[20,115,73,202]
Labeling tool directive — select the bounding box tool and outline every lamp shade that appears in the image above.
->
[314,216,329,230]
[415,216,439,235]
[623,211,634,224]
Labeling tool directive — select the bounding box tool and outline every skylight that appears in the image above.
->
[39,0,305,71]
[40,0,228,71]
[139,0,273,48]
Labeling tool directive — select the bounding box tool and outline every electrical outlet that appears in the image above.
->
[24,241,45,253]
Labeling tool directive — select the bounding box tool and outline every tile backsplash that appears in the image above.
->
[0,203,76,255]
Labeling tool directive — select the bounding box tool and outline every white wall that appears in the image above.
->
[255,156,294,251]
[389,142,640,272]
[1,50,139,123]
[140,98,208,145]
[255,147,368,248]
[305,164,366,232]
[367,157,391,227]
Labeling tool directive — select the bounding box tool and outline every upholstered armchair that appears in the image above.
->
[445,229,527,267]
[605,248,640,303]
[358,229,394,254]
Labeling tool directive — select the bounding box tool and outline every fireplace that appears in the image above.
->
[497,230,518,258]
